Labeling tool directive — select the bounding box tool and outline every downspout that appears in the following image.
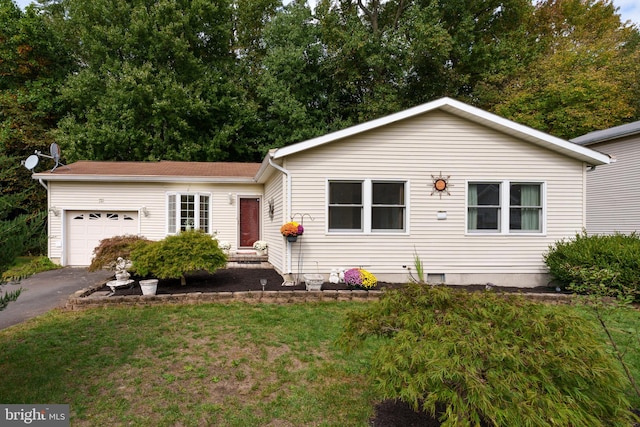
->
[268,156,293,274]
[38,178,48,191]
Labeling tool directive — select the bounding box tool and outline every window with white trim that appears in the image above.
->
[328,180,406,232]
[467,181,543,233]
[167,193,211,234]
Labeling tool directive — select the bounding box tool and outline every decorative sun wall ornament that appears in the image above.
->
[431,172,452,198]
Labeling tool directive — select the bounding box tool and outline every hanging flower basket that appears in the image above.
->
[281,222,304,242]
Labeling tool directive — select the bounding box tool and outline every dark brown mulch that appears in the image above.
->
[99,268,411,296]
[100,267,563,297]
[97,267,568,426]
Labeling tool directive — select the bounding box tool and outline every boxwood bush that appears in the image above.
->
[544,231,640,301]
[130,230,227,285]
[339,284,636,426]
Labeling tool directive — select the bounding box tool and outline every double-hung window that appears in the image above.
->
[328,180,406,233]
[467,181,543,234]
[167,193,211,234]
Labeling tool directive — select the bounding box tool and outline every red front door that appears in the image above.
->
[239,197,260,247]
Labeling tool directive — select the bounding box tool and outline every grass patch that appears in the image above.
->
[1,256,60,283]
[0,303,381,426]
[0,301,638,426]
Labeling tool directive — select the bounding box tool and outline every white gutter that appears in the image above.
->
[38,178,48,190]
[268,156,293,274]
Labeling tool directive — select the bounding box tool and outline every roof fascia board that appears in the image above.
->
[254,149,278,182]
[571,121,640,146]
[272,97,609,165]
[31,174,257,184]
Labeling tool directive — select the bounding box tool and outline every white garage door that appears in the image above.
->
[67,211,139,266]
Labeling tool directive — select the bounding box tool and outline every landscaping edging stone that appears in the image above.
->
[65,282,387,310]
[66,280,575,311]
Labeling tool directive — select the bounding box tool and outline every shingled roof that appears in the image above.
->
[33,160,261,182]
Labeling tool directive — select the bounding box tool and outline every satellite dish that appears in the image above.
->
[23,155,39,171]
[19,144,68,173]
[50,143,60,163]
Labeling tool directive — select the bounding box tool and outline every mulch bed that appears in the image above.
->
[99,267,563,296]
[96,267,569,426]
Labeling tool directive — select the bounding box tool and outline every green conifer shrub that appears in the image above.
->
[130,230,227,286]
[339,284,636,426]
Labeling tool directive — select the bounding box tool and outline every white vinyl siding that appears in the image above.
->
[47,181,261,265]
[279,110,585,281]
[585,136,640,235]
[263,172,286,271]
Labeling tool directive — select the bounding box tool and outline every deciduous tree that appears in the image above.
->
[478,0,640,139]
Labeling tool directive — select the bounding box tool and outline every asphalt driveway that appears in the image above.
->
[0,267,113,330]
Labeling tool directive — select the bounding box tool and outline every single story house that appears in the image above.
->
[33,97,610,287]
[571,121,640,235]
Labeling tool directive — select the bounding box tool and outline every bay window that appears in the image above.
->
[167,193,211,234]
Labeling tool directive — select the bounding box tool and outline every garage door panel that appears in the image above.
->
[67,211,139,266]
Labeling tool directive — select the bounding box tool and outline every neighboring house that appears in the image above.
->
[33,98,609,287]
[571,121,640,235]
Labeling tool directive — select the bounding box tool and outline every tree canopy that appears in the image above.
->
[1,0,639,213]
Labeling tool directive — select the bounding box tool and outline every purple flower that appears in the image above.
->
[297,224,304,235]
[344,268,363,286]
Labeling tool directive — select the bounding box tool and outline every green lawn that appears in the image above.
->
[0,301,638,426]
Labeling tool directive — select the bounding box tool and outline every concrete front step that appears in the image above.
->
[227,251,270,269]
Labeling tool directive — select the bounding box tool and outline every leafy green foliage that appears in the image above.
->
[130,230,227,285]
[408,248,426,284]
[0,286,21,311]
[0,211,47,272]
[52,0,246,163]
[544,231,640,301]
[88,234,150,272]
[339,284,636,426]
[480,0,640,139]
[0,0,73,218]
[1,256,59,283]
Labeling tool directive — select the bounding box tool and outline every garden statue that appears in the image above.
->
[329,269,340,284]
[114,257,132,282]
[107,257,134,294]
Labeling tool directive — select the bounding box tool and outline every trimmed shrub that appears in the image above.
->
[339,284,636,426]
[130,230,227,285]
[544,231,640,301]
[88,235,150,272]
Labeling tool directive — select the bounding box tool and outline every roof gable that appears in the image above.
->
[272,97,610,166]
